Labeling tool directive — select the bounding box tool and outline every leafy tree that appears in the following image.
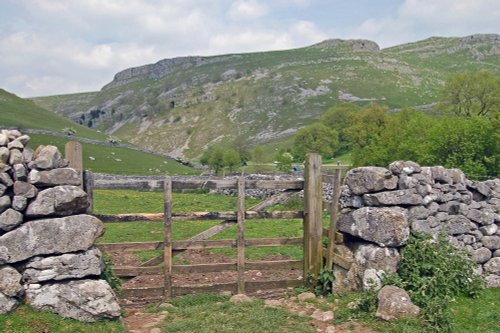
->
[275,151,293,172]
[443,71,500,118]
[293,123,339,159]
[319,103,360,154]
[223,148,240,172]
[200,145,225,174]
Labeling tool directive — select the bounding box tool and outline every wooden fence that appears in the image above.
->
[65,142,350,300]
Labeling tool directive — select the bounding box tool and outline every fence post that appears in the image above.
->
[163,177,173,299]
[65,141,83,188]
[326,168,342,270]
[83,171,94,214]
[237,177,246,294]
[303,153,323,283]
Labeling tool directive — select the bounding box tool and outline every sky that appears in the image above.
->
[1,0,499,97]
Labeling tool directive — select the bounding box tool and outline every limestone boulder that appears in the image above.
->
[26,185,87,217]
[364,189,424,206]
[23,248,103,283]
[28,168,81,187]
[0,292,18,314]
[0,135,8,147]
[13,181,38,198]
[0,265,23,297]
[31,145,63,170]
[388,161,421,175]
[0,195,11,214]
[482,236,500,250]
[484,257,500,275]
[25,279,120,322]
[0,172,13,187]
[12,196,27,211]
[345,167,398,195]
[472,247,492,264]
[0,208,23,232]
[375,285,420,321]
[0,214,103,264]
[9,149,23,165]
[338,207,409,247]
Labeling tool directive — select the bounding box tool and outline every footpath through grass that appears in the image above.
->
[152,294,315,333]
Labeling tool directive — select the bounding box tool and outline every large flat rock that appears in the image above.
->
[25,279,121,322]
[338,207,409,247]
[0,215,103,264]
[22,248,103,283]
[345,167,398,195]
[26,185,88,217]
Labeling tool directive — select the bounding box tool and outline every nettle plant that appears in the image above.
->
[383,231,485,332]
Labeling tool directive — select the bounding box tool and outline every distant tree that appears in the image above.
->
[275,151,293,173]
[443,71,500,118]
[319,103,360,154]
[200,145,225,174]
[223,148,240,172]
[293,123,339,159]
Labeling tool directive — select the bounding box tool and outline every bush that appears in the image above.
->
[384,232,484,332]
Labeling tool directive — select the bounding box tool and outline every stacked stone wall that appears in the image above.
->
[0,130,120,321]
[334,161,500,294]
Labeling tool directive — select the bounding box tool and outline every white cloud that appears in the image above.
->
[351,0,500,47]
[228,0,268,20]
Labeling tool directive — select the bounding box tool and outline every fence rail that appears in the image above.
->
[62,142,351,301]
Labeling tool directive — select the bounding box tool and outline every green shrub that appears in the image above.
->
[384,232,485,332]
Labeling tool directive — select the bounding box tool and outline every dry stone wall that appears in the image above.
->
[0,130,120,322]
[333,161,500,294]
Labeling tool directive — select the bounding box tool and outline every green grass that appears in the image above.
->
[94,189,304,261]
[0,305,124,333]
[94,190,261,214]
[158,294,315,333]
[332,288,500,333]
[27,134,199,176]
[0,89,108,140]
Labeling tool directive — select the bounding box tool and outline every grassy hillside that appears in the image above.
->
[0,89,107,140]
[27,134,199,175]
[33,34,500,160]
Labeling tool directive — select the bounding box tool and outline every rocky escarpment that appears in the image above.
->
[0,129,120,322]
[332,161,500,294]
[310,39,380,52]
[102,54,241,90]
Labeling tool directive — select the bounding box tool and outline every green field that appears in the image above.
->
[0,89,107,140]
[27,134,199,175]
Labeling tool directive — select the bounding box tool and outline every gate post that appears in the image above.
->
[65,141,83,188]
[163,177,173,299]
[303,153,323,283]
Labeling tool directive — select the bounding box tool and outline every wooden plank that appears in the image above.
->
[83,171,94,214]
[94,178,304,191]
[173,262,237,273]
[245,279,303,292]
[172,239,236,250]
[248,189,300,211]
[98,210,303,222]
[140,255,164,267]
[246,260,303,270]
[237,177,245,294]
[187,221,234,241]
[122,286,164,299]
[114,266,163,277]
[322,228,344,244]
[245,237,303,247]
[172,283,237,297]
[96,241,163,252]
[303,153,323,282]
[332,253,352,270]
[163,177,173,299]
[326,169,343,270]
[65,141,83,188]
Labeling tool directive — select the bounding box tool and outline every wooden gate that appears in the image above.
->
[65,143,350,302]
